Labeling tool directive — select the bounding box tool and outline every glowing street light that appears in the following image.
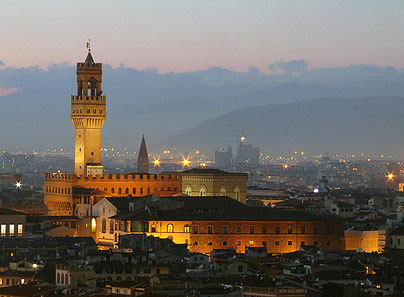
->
[153,159,160,167]
[182,158,190,167]
[15,182,21,189]
[387,173,394,181]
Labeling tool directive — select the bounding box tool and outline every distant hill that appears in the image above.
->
[167,97,404,155]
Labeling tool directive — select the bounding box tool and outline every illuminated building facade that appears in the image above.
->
[110,196,344,253]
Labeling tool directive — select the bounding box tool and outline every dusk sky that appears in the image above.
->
[1,0,404,73]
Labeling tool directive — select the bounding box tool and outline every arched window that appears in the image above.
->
[65,273,69,285]
[125,188,129,194]
[185,186,192,196]
[57,273,60,283]
[111,188,115,194]
[234,187,240,201]
[140,187,143,195]
[167,224,174,233]
[184,225,190,233]
[118,188,122,195]
[200,186,207,197]
[133,188,136,195]
[61,273,64,284]
[104,188,107,192]
[220,187,226,196]
[102,219,106,233]
[110,220,114,234]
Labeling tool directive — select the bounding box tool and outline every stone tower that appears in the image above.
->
[71,49,106,176]
[137,135,149,173]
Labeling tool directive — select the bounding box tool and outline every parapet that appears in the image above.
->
[45,172,76,181]
[76,173,180,181]
[71,95,106,102]
[77,62,102,69]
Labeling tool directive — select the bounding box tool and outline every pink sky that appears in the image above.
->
[1,0,404,73]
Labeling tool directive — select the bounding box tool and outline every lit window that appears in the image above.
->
[1,224,6,236]
[9,224,14,236]
[167,224,174,233]
[249,240,254,246]
[208,225,213,234]
[91,219,96,232]
[184,225,190,233]
[17,224,23,236]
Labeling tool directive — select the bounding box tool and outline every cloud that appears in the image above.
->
[269,60,309,74]
[0,87,18,97]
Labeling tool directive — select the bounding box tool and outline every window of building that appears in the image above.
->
[110,220,114,234]
[111,188,115,194]
[223,241,227,246]
[314,226,319,234]
[140,187,143,195]
[236,225,241,234]
[208,241,212,245]
[223,226,228,234]
[132,188,136,194]
[314,241,318,246]
[275,226,280,234]
[192,226,199,234]
[250,226,254,234]
[301,226,306,234]
[301,241,305,246]
[208,225,213,234]
[220,188,226,196]
[167,224,174,233]
[262,241,267,246]
[17,224,23,236]
[275,241,280,246]
[1,224,6,236]
[184,225,190,233]
[288,241,292,246]
[125,188,129,194]
[262,226,267,234]
[327,241,331,246]
[200,186,207,196]
[238,265,244,272]
[288,226,293,234]
[237,241,242,245]
[249,240,254,246]
[9,224,14,236]
[118,188,122,195]
[193,241,198,245]
[234,188,240,201]
[102,219,106,233]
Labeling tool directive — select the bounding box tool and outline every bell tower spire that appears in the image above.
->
[137,135,149,174]
[71,45,106,176]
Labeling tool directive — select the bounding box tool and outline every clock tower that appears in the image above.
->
[71,47,106,176]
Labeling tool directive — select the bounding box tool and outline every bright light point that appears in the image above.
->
[153,159,160,167]
[387,173,394,180]
[182,158,190,167]
[32,264,38,269]
[313,188,319,193]
[201,163,206,167]
[240,136,245,142]
[16,182,21,189]
[283,164,288,169]
[196,150,199,154]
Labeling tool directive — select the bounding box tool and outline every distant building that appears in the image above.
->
[215,146,232,168]
[236,135,259,165]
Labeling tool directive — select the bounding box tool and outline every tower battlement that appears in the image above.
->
[77,62,102,69]
[45,173,75,181]
[76,173,180,181]
[71,95,106,102]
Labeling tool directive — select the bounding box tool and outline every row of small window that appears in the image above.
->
[72,109,103,114]
[106,186,177,195]
[191,240,331,246]
[95,267,160,275]
[101,219,125,233]
[45,187,71,195]
[0,224,23,236]
[56,272,69,285]
[0,277,27,286]
[186,225,323,234]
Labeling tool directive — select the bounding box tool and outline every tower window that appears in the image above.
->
[91,152,94,156]
[87,109,90,113]
[79,148,81,152]
[94,109,96,113]
[100,109,103,114]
